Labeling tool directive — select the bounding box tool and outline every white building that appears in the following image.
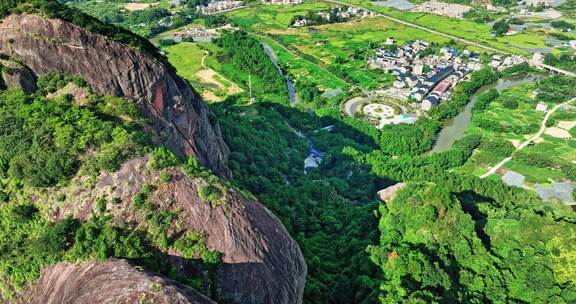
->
[264,0,303,5]
[536,102,548,112]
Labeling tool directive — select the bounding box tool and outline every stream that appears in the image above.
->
[262,43,297,105]
[430,75,540,153]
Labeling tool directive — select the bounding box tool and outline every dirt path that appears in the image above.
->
[480,98,575,179]
[200,50,242,91]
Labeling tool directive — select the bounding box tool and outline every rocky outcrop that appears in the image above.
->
[0,59,36,93]
[0,14,230,178]
[19,259,217,304]
[50,157,307,304]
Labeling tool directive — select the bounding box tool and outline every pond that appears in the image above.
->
[430,75,540,153]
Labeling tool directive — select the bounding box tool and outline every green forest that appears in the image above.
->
[215,31,289,103]
[1,0,576,303]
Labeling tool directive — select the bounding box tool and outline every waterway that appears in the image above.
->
[262,43,297,105]
[430,75,540,153]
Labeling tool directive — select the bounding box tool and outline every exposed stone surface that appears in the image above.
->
[377,182,407,202]
[0,14,230,178]
[49,157,307,304]
[19,259,217,304]
[0,59,37,93]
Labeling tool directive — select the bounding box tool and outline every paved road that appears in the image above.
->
[480,98,576,179]
[320,0,509,55]
[344,96,366,116]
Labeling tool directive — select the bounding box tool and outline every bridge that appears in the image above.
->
[532,62,576,77]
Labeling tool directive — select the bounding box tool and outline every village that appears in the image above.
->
[368,39,527,111]
[196,0,244,15]
[291,5,378,27]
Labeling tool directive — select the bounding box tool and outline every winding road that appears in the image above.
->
[480,98,576,179]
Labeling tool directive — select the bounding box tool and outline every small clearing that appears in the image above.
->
[545,127,572,138]
[124,2,157,11]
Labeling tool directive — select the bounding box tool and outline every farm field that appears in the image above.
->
[227,3,472,90]
[70,0,188,37]
[162,42,243,102]
[458,81,576,196]
[457,83,543,175]
[323,0,569,55]
[257,35,349,94]
[226,1,334,31]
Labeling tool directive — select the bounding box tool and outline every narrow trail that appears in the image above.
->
[200,50,242,90]
[480,98,576,179]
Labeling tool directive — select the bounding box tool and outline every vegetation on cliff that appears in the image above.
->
[1,0,164,61]
[0,75,220,299]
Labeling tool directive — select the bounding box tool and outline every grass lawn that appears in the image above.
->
[161,42,243,102]
[162,42,207,78]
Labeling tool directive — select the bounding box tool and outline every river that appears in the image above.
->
[430,75,540,153]
[262,43,297,105]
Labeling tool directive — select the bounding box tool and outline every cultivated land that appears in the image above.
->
[227,3,482,91]
[319,0,569,55]
[458,82,576,193]
[226,1,334,30]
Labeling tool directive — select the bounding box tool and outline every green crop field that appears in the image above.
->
[226,1,333,30]
[327,0,568,55]
[256,35,349,92]
[458,81,576,186]
[268,16,453,89]
[227,2,465,90]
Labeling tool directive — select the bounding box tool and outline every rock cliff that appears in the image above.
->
[19,259,217,304]
[0,59,37,93]
[48,157,307,304]
[0,14,230,178]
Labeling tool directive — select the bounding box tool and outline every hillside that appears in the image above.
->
[0,1,306,303]
[2,0,576,303]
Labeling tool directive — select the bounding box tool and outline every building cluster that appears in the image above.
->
[369,40,485,111]
[263,0,303,5]
[520,0,552,7]
[412,1,471,19]
[489,54,527,70]
[171,26,219,40]
[197,0,243,14]
[292,6,377,27]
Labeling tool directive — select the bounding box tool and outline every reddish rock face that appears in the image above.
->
[0,14,230,178]
[51,157,307,304]
[19,259,217,304]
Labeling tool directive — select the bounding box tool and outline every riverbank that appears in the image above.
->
[430,74,541,153]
